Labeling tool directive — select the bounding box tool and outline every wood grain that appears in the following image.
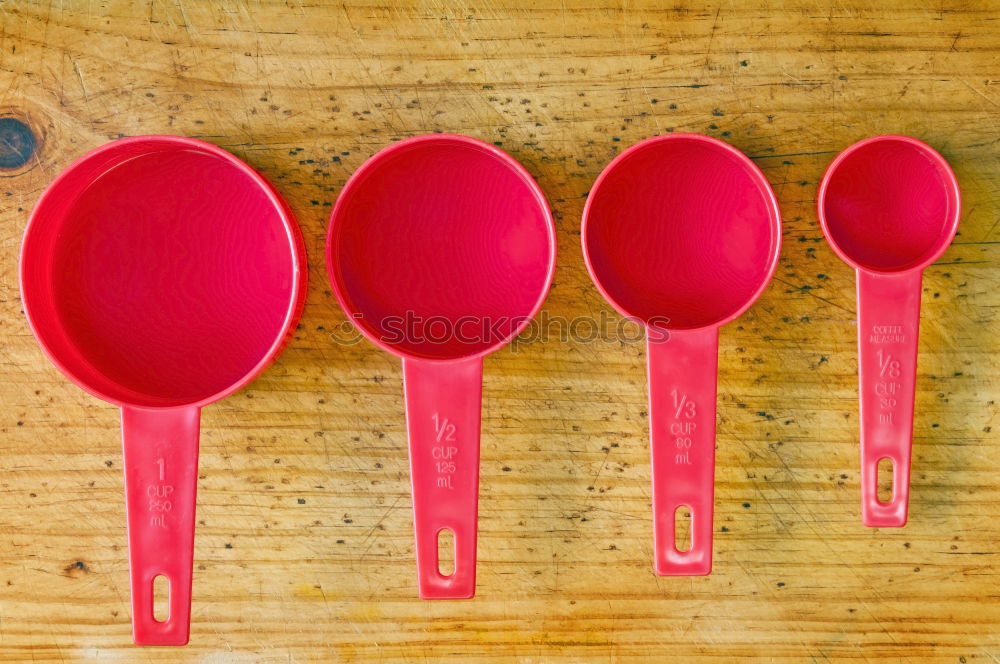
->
[1,1,998,661]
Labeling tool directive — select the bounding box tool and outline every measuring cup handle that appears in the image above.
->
[403,357,482,599]
[121,405,200,645]
[646,327,718,576]
[856,269,922,527]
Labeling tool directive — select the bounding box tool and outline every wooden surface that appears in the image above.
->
[1,1,999,661]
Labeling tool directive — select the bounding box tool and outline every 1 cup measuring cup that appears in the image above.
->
[20,136,306,644]
[582,134,781,575]
[326,134,555,598]
[817,135,961,527]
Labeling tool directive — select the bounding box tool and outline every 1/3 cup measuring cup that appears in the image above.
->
[20,136,306,644]
[817,135,961,527]
[582,134,781,575]
[326,134,555,598]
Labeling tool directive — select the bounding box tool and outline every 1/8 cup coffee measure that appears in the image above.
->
[817,135,961,527]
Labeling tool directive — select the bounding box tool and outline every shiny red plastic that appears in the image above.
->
[582,134,782,575]
[327,134,556,599]
[20,136,306,644]
[817,135,961,528]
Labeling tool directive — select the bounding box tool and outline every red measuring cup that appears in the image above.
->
[326,135,555,598]
[582,134,781,575]
[817,135,961,527]
[20,136,306,644]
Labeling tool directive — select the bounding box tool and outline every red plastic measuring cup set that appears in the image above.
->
[19,132,960,644]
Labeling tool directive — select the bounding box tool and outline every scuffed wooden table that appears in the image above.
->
[1,1,998,661]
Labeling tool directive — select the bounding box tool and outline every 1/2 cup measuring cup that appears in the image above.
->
[326,134,555,598]
[817,135,960,527]
[20,136,306,644]
[582,134,781,575]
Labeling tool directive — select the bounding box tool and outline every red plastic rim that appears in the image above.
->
[326,134,556,361]
[19,135,306,409]
[817,135,961,274]
[582,133,782,331]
